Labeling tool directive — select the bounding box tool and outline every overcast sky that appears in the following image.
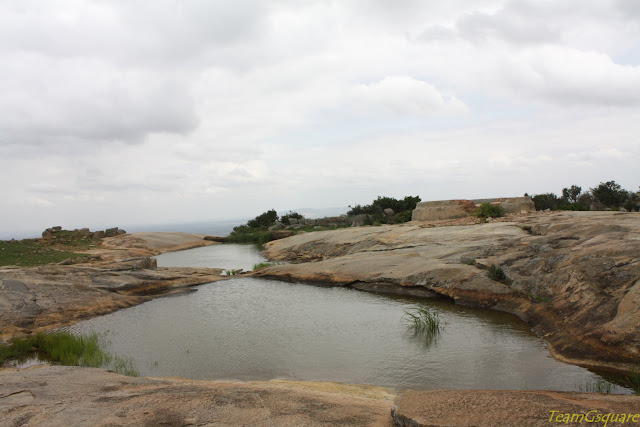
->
[1,0,639,237]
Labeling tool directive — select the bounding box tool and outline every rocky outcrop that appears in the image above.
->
[96,232,217,260]
[41,226,127,239]
[255,211,640,373]
[412,196,536,221]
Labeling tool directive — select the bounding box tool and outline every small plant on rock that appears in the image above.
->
[488,264,507,282]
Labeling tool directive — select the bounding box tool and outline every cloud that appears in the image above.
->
[0,1,639,235]
[348,76,468,117]
[28,196,54,207]
[0,0,266,65]
[514,46,640,106]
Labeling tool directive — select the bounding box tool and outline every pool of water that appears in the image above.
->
[64,245,631,393]
[154,243,268,272]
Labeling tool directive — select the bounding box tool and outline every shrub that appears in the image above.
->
[532,193,560,211]
[246,209,279,229]
[226,229,273,245]
[488,264,507,282]
[280,211,303,225]
[347,195,421,224]
[475,203,505,219]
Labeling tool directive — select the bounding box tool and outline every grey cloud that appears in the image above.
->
[615,0,640,19]
[456,2,562,45]
[0,0,267,66]
[417,0,615,46]
[0,60,198,148]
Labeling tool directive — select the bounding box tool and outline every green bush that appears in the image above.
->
[532,193,560,211]
[280,211,303,225]
[475,203,505,219]
[246,209,279,228]
[347,195,420,224]
[226,228,273,245]
[488,264,508,282]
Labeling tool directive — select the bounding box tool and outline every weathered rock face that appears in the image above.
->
[0,366,394,427]
[412,199,477,221]
[256,211,640,373]
[412,196,536,221]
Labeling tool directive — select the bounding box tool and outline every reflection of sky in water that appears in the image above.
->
[154,243,268,272]
[66,245,634,394]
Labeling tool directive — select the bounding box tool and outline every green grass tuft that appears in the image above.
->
[402,307,442,339]
[0,331,138,376]
[577,379,613,394]
[252,262,284,270]
[0,239,92,266]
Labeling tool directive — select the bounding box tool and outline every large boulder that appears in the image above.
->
[104,227,119,237]
[491,196,536,214]
[412,197,536,221]
[412,200,476,221]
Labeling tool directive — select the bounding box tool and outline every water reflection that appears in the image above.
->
[65,276,633,393]
[154,243,267,272]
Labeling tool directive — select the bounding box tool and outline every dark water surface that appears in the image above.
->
[65,245,631,393]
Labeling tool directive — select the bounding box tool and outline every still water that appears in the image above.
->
[66,244,631,392]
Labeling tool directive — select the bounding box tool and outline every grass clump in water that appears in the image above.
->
[0,331,138,376]
[252,261,283,271]
[578,379,613,394]
[224,269,240,276]
[402,307,442,338]
[113,355,139,377]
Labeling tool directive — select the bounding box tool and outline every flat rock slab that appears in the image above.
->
[97,232,217,260]
[0,366,394,426]
[393,390,640,426]
[2,366,638,426]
